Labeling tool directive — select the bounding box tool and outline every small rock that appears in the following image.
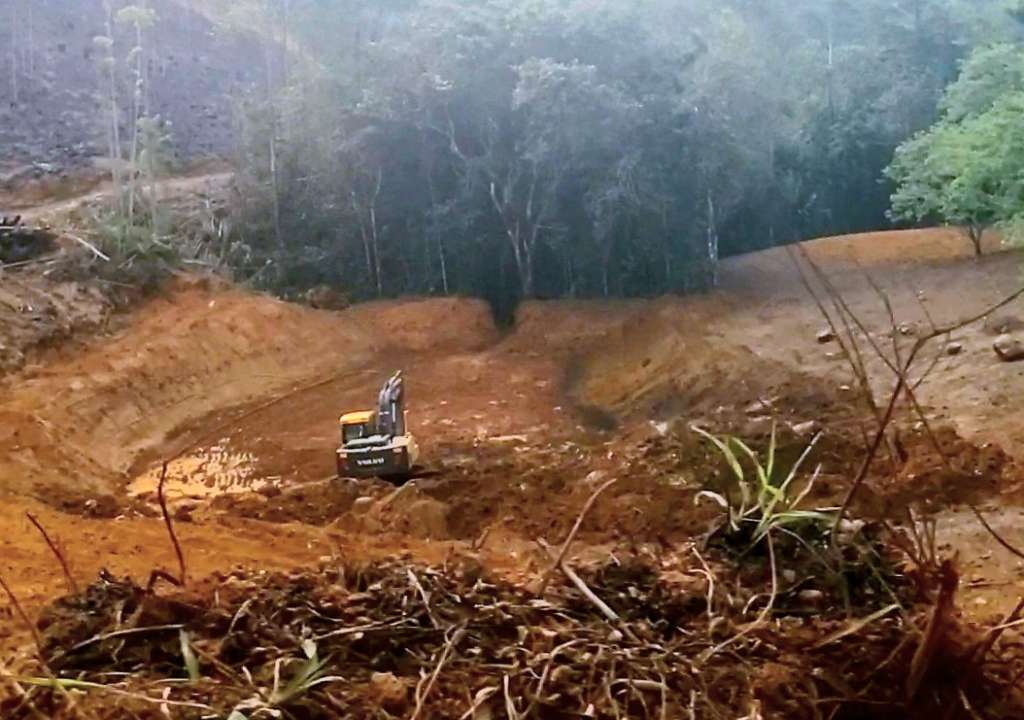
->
[798,589,825,605]
[994,334,1024,362]
[791,420,821,437]
[368,672,408,711]
[352,496,375,514]
[984,315,1024,336]
[838,519,865,534]
[744,399,772,416]
[816,328,836,344]
[782,569,797,584]
[257,483,282,499]
[173,503,197,522]
[946,342,964,356]
[583,470,609,488]
[305,285,349,310]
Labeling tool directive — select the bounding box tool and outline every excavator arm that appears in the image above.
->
[376,371,405,438]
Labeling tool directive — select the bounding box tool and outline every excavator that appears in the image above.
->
[336,371,420,482]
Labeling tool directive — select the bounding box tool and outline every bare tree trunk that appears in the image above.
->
[269,133,283,256]
[968,224,984,257]
[707,190,719,288]
[438,236,449,295]
[127,21,144,226]
[9,2,19,103]
[369,171,383,297]
[102,4,123,209]
[28,0,34,76]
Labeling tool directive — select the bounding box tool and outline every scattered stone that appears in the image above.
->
[798,589,825,606]
[173,503,196,522]
[305,285,349,311]
[82,495,119,519]
[352,496,376,514]
[583,470,609,488]
[650,421,670,437]
[816,328,836,344]
[488,434,529,444]
[897,323,916,337]
[368,672,408,712]
[984,315,1024,336]
[994,334,1024,362]
[791,420,821,437]
[744,399,772,416]
[257,483,282,499]
[946,342,964,356]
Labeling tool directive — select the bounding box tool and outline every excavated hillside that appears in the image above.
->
[3,225,1024,717]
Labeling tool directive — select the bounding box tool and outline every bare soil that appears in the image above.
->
[3,220,1024,716]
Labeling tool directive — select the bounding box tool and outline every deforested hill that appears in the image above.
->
[1,0,265,184]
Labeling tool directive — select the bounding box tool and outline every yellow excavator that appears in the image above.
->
[336,371,420,482]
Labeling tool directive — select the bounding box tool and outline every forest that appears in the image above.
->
[72,0,1024,312]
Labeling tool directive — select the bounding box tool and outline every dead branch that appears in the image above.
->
[410,625,466,720]
[788,247,878,418]
[61,233,110,261]
[0,571,44,661]
[538,477,618,594]
[25,513,78,595]
[809,262,1024,537]
[906,560,958,701]
[973,597,1024,663]
[408,568,439,629]
[968,504,1024,562]
[145,569,183,594]
[156,462,187,587]
[538,540,620,622]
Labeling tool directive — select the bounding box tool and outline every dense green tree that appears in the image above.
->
[887,43,1024,255]
[225,0,1021,310]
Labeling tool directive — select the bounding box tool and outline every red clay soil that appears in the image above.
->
[4,225,1024,670]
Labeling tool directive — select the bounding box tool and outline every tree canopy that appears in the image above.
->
[223,0,1022,312]
[887,42,1024,254]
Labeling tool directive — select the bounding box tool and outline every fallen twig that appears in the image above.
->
[538,477,618,594]
[156,462,187,587]
[61,233,110,261]
[408,568,439,629]
[538,540,620,622]
[906,560,958,701]
[410,625,466,720]
[813,603,901,648]
[973,597,1024,663]
[8,676,212,710]
[967,504,1024,562]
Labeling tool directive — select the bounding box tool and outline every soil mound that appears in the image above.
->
[8,557,1021,720]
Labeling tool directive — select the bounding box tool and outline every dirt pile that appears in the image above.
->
[0,272,114,375]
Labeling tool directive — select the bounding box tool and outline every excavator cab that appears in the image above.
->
[339,410,375,444]
[336,372,419,482]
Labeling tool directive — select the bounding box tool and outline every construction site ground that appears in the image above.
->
[3,218,1024,716]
